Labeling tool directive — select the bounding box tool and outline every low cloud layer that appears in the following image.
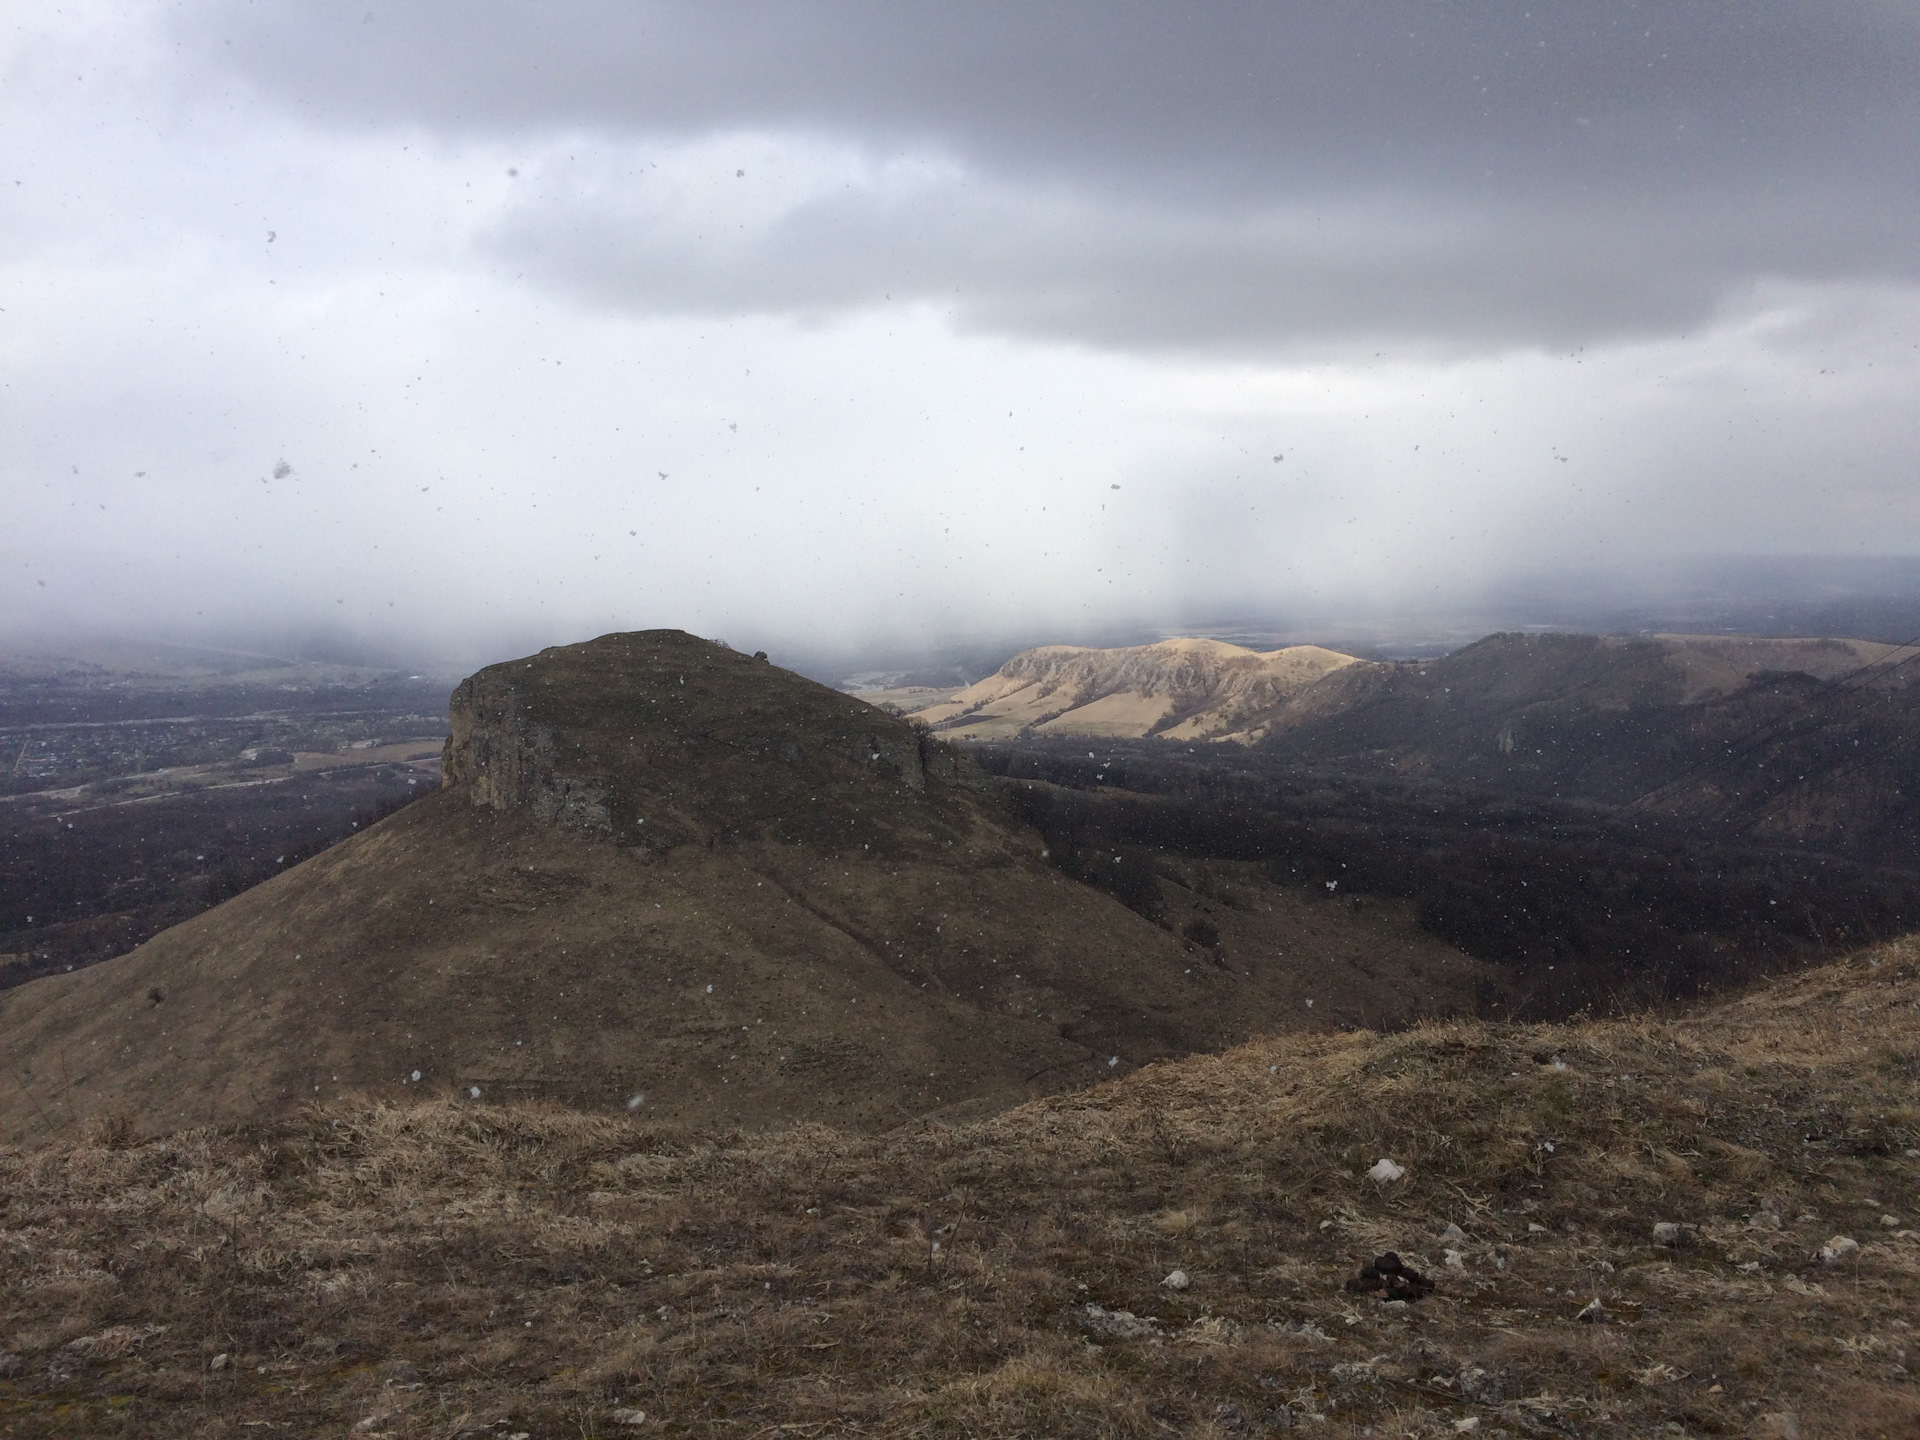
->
[3,4,1917,666]
[195,1,1920,352]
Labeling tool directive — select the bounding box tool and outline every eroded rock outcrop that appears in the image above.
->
[444,629,984,849]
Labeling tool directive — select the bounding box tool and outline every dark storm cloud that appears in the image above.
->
[187,1,1920,352]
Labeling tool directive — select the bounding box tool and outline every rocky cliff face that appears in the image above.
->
[443,629,984,850]
[444,674,620,834]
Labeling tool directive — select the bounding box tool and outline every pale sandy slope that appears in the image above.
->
[912,631,1907,746]
[914,638,1366,742]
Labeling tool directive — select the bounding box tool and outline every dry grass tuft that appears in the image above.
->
[4,943,1920,1436]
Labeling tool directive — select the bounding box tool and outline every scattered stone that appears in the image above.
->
[1575,1297,1606,1323]
[1753,1413,1802,1440]
[1437,1222,1468,1245]
[1651,1221,1695,1247]
[1162,1268,1191,1290]
[1454,1420,1481,1434]
[1444,1248,1467,1270]
[1747,1204,1783,1230]
[1818,1236,1860,1265]
[1213,1400,1243,1426]
[609,1409,648,1427]
[1344,1252,1434,1302]
[1367,1157,1406,1183]
[1527,1222,1549,1234]
[209,1353,229,1372]
[1077,1303,1160,1340]
[1455,1366,1504,1403]
[1882,1214,1902,1228]
[1329,1361,1380,1385]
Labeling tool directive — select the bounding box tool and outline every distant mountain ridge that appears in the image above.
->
[913,631,1902,749]
[921,629,1920,863]
[915,637,1362,741]
[1249,630,1919,832]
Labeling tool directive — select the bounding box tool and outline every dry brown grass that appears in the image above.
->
[5,943,1920,1438]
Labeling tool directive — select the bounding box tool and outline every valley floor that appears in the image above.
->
[3,945,1918,1438]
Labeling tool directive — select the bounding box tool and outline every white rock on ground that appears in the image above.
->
[1162,1268,1190,1290]
[1818,1236,1860,1265]
[1437,1222,1467,1244]
[1367,1157,1405,1183]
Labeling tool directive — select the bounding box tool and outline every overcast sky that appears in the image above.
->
[4,2,1918,666]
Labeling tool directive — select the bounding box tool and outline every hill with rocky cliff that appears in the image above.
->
[0,631,1495,1147]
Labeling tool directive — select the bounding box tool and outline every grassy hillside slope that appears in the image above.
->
[2,943,1916,1437]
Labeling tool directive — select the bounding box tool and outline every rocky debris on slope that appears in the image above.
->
[1344,1252,1433,1302]
[1818,1235,1861,1265]
[1077,1304,1161,1340]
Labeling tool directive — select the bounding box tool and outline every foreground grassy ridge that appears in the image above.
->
[3,948,1919,1438]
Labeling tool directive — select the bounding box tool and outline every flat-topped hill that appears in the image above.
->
[444,629,983,851]
[0,631,1493,1146]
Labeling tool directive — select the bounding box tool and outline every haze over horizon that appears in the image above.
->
[5,3,1919,668]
